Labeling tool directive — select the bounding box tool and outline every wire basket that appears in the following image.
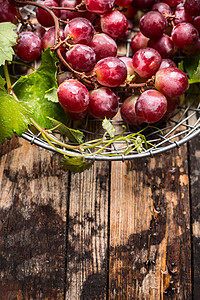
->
[18,6,200,162]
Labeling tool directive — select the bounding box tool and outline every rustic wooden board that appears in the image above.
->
[0,137,69,299]
[109,145,192,299]
[188,120,200,299]
[65,119,110,300]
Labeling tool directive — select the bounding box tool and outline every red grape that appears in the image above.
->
[135,89,167,123]
[132,47,162,78]
[193,16,200,34]
[84,0,115,14]
[89,33,117,61]
[14,31,42,62]
[65,109,88,120]
[94,57,127,87]
[0,0,18,24]
[148,34,175,58]
[155,67,189,98]
[100,11,128,39]
[120,95,144,125]
[130,32,149,53]
[64,17,95,45]
[162,97,180,120]
[60,0,83,20]
[151,2,172,16]
[42,27,65,51]
[139,11,168,39]
[184,0,200,17]
[171,22,199,52]
[89,87,119,119]
[132,0,155,10]
[65,44,96,72]
[162,0,182,6]
[119,57,134,76]
[115,0,133,6]
[57,79,90,113]
[159,58,176,70]
[174,7,193,25]
[36,0,60,28]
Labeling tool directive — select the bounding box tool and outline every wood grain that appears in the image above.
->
[65,120,110,300]
[0,137,69,299]
[109,145,192,299]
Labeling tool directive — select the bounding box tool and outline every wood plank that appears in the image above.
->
[109,145,192,299]
[188,126,200,298]
[65,159,110,300]
[0,137,69,299]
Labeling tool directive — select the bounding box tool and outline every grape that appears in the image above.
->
[184,0,200,17]
[36,0,60,28]
[14,32,42,62]
[132,47,162,78]
[33,25,46,40]
[42,27,65,53]
[193,16,200,34]
[65,44,96,72]
[0,0,18,24]
[89,33,117,61]
[57,71,73,86]
[162,97,180,120]
[60,0,83,20]
[64,17,95,45]
[89,87,119,119]
[148,34,175,58]
[115,0,133,6]
[132,0,155,10]
[155,67,189,98]
[130,32,149,53]
[162,0,182,6]
[135,89,167,124]
[122,4,137,20]
[182,38,200,56]
[139,11,168,39]
[120,95,143,125]
[84,0,115,14]
[174,7,193,25]
[119,57,134,76]
[65,109,88,120]
[159,58,176,70]
[57,79,90,113]
[94,57,127,87]
[100,11,128,39]
[171,22,199,52]
[151,2,172,16]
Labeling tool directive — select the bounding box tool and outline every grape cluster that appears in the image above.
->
[1,0,199,125]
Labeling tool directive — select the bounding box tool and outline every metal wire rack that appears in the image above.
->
[19,6,200,161]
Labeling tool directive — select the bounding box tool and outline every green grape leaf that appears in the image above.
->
[102,117,116,138]
[0,22,17,66]
[45,87,59,103]
[48,117,84,144]
[0,76,32,143]
[183,54,200,83]
[13,48,67,128]
[178,61,184,71]
[61,157,93,173]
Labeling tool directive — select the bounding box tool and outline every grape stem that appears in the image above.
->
[4,61,19,101]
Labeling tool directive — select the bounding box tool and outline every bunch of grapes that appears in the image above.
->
[1,0,199,125]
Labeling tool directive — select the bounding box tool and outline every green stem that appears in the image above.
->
[4,61,19,101]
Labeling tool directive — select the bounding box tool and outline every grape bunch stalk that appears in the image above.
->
[0,0,199,170]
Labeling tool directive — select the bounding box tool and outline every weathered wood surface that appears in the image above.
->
[0,132,199,299]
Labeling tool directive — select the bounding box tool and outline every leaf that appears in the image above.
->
[13,48,67,128]
[102,117,116,138]
[0,77,32,143]
[0,22,17,66]
[49,117,84,144]
[178,61,184,71]
[45,87,59,103]
[61,157,93,173]
[0,76,6,90]
[183,54,200,83]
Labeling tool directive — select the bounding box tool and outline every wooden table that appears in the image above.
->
[0,130,199,299]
